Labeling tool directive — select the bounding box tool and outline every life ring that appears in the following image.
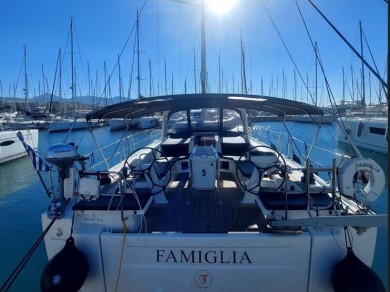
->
[338,158,385,201]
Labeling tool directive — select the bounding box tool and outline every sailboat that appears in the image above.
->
[6,47,50,130]
[108,12,159,131]
[3,3,386,292]
[48,18,92,133]
[293,43,335,124]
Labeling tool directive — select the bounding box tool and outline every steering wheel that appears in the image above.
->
[123,147,172,194]
[236,145,287,194]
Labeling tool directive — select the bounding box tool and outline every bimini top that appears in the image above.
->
[85,93,324,121]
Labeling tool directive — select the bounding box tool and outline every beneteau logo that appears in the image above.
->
[56,226,63,237]
[156,249,252,264]
[194,270,212,288]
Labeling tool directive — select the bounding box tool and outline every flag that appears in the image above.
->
[16,131,51,172]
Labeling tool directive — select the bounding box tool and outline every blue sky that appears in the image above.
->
[0,0,387,106]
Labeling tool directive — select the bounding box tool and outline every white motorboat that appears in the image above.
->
[337,115,388,154]
[34,93,386,291]
[139,116,159,129]
[0,128,39,164]
[109,118,128,130]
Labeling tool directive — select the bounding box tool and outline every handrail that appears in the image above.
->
[88,129,161,170]
[251,125,351,166]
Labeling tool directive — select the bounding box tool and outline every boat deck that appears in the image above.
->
[142,173,270,233]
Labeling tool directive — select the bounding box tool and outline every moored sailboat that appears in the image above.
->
[2,2,387,292]
[32,93,387,291]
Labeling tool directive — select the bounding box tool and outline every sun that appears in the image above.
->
[206,0,238,16]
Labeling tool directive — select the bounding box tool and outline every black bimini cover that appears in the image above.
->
[85,93,324,121]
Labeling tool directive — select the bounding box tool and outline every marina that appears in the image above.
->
[0,1,387,291]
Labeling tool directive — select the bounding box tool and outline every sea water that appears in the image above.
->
[0,123,388,291]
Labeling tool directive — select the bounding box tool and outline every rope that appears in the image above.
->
[114,219,128,292]
[307,0,388,89]
[0,215,57,291]
[343,227,354,250]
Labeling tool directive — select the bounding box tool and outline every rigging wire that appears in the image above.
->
[14,57,24,98]
[294,0,362,157]
[361,30,388,99]
[0,216,58,291]
[96,0,149,105]
[294,0,335,108]
[306,0,388,90]
[48,51,60,115]
[260,0,316,105]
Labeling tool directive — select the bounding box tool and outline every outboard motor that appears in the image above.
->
[45,143,80,218]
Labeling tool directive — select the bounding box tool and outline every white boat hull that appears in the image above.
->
[8,120,49,130]
[109,118,128,130]
[48,119,89,132]
[42,211,377,292]
[0,129,39,164]
[337,117,388,154]
[139,116,158,129]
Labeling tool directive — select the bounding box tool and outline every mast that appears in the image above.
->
[308,0,387,89]
[70,17,76,114]
[315,41,318,106]
[171,0,206,94]
[240,32,247,95]
[23,46,30,112]
[359,21,366,108]
[164,60,167,95]
[87,62,91,100]
[171,73,174,95]
[261,76,263,95]
[118,54,122,102]
[282,69,285,99]
[200,0,207,94]
[306,74,309,103]
[136,11,141,99]
[58,49,62,114]
[193,49,197,93]
[218,51,221,93]
[41,65,45,108]
[103,61,108,106]
[342,67,345,104]
[351,65,354,101]
[294,69,297,101]
[149,58,152,97]
[368,71,372,105]
[107,73,112,104]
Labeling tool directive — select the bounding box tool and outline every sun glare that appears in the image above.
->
[207,0,238,16]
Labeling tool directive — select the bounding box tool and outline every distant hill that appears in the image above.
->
[1,94,133,107]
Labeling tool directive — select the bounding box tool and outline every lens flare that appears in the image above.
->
[206,0,238,15]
